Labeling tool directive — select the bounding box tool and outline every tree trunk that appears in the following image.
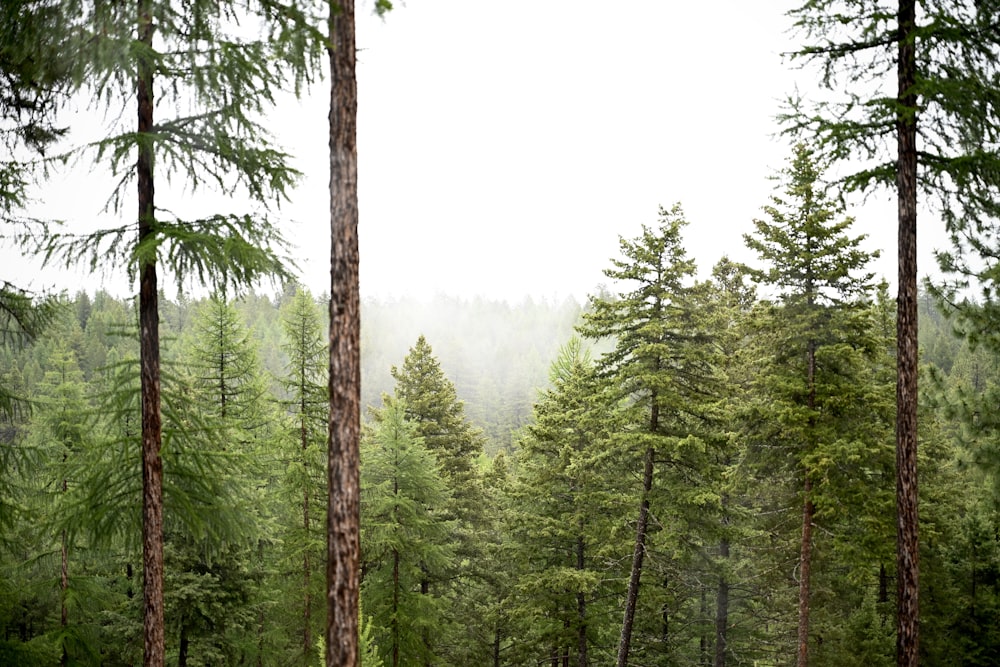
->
[714,537,729,667]
[60,527,67,667]
[137,0,165,665]
[797,478,814,667]
[576,534,587,667]
[616,444,655,667]
[798,337,817,667]
[327,0,361,665]
[178,622,188,667]
[303,405,312,664]
[392,548,400,667]
[895,1,919,665]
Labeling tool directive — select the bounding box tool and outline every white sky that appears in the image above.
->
[8,0,949,302]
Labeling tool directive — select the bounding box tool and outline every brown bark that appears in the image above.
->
[137,0,165,665]
[303,403,312,663]
[797,478,814,667]
[797,339,817,667]
[576,534,587,667]
[895,1,920,664]
[326,1,361,665]
[616,443,655,667]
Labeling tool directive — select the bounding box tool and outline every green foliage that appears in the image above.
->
[361,400,455,666]
[739,145,895,662]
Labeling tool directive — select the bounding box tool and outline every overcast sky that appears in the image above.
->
[11,1,948,303]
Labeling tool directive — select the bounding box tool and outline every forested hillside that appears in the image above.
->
[3,191,1000,664]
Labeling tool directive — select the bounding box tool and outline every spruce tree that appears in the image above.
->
[578,204,715,667]
[742,145,888,665]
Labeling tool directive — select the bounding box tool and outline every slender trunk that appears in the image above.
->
[137,0,164,665]
[700,587,708,665]
[797,478,815,667]
[616,444,655,667]
[326,1,361,666]
[797,339,817,667]
[895,1,920,665]
[303,405,312,663]
[879,563,889,627]
[178,622,188,667]
[60,527,67,667]
[577,534,587,667]
[714,537,729,667]
[493,626,501,667]
[392,548,400,667]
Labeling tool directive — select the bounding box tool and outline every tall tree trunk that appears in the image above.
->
[797,339,817,667]
[178,622,188,667]
[576,534,587,667]
[797,478,814,667]
[60,527,67,667]
[392,548,400,667]
[616,444,655,667]
[714,536,729,667]
[303,406,312,664]
[895,2,919,666]
[137,0,165,665]
[327,0,361,665]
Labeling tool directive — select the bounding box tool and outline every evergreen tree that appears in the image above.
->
[702,257,758,667]
[387,335,489,662]
[175,292,279,665]
[27,342,94,665]
[742,145,890,665]
[278,286,328,665]
[578,204,716,667]
[783,4,1000,660]
[27,4,322,660]
[508,337,620,666]
[360,400,454,667]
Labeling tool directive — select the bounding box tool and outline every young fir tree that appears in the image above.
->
[387,335,489,662]
[783,4,1000,661]
[577,204,716,667]
[360,400,454,667]
[278,286,328,666]
[741,145,889,666]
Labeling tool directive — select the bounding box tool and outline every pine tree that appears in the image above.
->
[27,4,321,660]
[28,342,93,665]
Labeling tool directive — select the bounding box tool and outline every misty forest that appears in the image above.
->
[5,1,1000,667]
